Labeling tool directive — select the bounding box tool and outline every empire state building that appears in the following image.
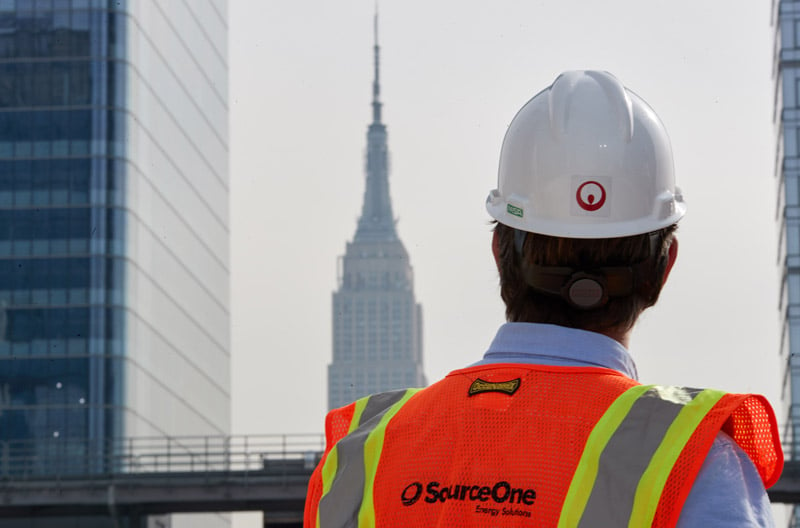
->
[328,18,426,410]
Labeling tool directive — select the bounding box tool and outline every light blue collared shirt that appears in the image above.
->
[473,323,775,528]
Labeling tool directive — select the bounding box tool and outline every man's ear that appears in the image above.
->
[492,229,501,270]
[662,237,678,285]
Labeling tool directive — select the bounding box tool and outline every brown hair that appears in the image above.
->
[493,222,676,333]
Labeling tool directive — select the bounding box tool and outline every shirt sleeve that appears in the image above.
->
[677,432,776,528]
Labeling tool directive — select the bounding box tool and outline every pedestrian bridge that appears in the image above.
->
[1,435,799,526]
[0,435,324,527]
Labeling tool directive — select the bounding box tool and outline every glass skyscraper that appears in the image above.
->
[0,1,229,526]
[776,0,800,525]
[328,17,426,410]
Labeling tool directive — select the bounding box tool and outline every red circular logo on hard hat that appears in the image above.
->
[576,181,606,211]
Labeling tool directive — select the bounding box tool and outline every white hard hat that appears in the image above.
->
[486,70,685,239]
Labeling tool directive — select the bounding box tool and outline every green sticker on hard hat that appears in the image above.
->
[507,204,524,218]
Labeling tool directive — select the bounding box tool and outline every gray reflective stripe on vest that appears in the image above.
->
[318,390,409,528]
[576,386,702,528]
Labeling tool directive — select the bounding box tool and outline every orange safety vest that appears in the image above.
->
[304,363,783,528]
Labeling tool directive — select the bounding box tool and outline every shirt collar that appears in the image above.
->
[474,322,638,380]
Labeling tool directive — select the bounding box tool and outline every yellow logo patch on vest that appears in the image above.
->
[468,378,521,396]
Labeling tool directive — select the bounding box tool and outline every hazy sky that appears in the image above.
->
[228,0,782,461]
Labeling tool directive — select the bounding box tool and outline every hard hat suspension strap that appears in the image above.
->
[514,230,662,310]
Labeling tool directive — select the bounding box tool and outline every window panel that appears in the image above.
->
[52,8,68,28]
[5,307,89,341]
[0,258,91,291]
[0,60,90,107]
[71,161,90,204]
[70,9,89,32]
[0,207,93,240]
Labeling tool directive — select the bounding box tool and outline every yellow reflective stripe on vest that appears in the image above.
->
[559,385,724,528]
[318,388,421,528]
[349,397,369,434]
[558,384,652,528]
[358,388,421,527]
[317,443,340,528]
[316,397,369,526]
[628,388,725,526]
[317,394,370,527]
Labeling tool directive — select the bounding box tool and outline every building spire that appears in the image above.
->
[372,7,382,124]
[355,6,396,241]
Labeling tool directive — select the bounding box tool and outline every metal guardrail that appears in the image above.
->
[0,434,325,479]
[1,435,797,478]
[3,435,800,506]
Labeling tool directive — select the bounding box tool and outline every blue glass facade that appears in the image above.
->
[0,1,230,525]
[0,0,127,467]
[775,0,800,525]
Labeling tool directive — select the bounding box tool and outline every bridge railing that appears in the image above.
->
[3,436,799,481]
[0,434,325,480]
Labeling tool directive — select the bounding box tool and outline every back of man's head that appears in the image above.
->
[486,71,684,333]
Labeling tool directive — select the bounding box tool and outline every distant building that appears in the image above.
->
[0,1,229,527]
[328,17,426,410]
[775,0,800,525]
